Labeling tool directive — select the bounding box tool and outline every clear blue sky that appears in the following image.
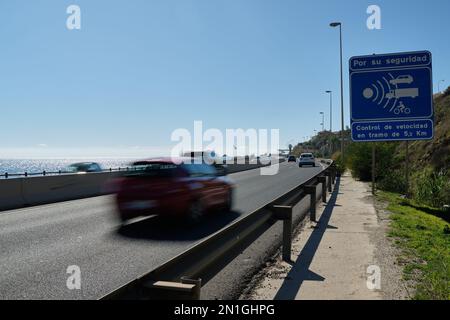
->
[1,0,449,158]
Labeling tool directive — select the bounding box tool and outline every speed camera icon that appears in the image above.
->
[361,73,419,112]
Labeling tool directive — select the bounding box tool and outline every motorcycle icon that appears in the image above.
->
[393,101,411,115]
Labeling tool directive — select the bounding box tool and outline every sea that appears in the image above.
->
[0,158,138,176]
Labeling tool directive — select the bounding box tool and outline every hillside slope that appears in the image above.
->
[395,87,450,172]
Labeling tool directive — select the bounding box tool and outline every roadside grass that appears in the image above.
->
[377,191,450,300]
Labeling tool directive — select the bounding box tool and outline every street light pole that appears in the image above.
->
[325,90,333,157]
[438,80,445,93]
[326,90,332,132]
[330,22,345,161]
[320,112,324,132]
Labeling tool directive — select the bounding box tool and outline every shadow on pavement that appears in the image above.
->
[116,210,241,241]
[274,176,341,300]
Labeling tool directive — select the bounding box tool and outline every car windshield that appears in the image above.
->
[127,162,180,178]
[182,164,217,177]
[68,163,94,172]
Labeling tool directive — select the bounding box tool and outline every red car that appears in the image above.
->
[115,158,234,222]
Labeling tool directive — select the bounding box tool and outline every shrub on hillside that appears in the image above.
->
[412,168,450,208]
[331,151,347,175]
[346,142,397,181]
[378,169,408,194]
[346,143,372,180]
[444,86,450,97]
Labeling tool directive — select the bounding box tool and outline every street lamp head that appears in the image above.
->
[326,90,332,93]
[330,22,341,27]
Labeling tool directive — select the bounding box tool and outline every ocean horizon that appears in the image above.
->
[0,158,145,175]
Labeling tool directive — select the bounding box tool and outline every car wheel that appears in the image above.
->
[299,164,302,167]
[187,199,204,223]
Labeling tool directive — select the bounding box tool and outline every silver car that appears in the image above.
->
[299,153,316,167]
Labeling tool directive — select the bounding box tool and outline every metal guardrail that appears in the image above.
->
[0,157,286,179]
[0,167,142,179]
[100,160,336,300]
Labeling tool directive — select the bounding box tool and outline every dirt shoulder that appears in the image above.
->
[372,192,414,299]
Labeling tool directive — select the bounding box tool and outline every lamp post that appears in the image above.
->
[438,80,445,93]
[330,22,345,160]
[320,112,325,132]
[326,90,332,132]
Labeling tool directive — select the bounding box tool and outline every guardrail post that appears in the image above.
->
[181,277,201,300]
[145,278,201,300]
[272,205,293,262]
[318,176,327,203]
[326,171,332,192]
[330,166,335,185]
[305,185,317,222]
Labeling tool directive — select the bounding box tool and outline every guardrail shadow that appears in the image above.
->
[116,210,241,241]
[273,176,341,300]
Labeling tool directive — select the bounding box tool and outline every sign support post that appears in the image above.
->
[406,141,410,198]
[372,144,376,195]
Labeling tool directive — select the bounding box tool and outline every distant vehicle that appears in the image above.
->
[115,158,234,223]
[182,151,217,164]
[67,162,102,173]
[288,155,297,162]
[299,153,316,167]
[385,88,419,99]
[389,75,413,86]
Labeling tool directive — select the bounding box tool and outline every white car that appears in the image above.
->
[389,75,413,86]
[299,153,316,167]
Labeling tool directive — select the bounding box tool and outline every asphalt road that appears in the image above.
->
[0,162,324,299]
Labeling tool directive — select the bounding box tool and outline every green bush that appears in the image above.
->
[346,142,398,182]
[378,169,408,194]
[412,168,450,208]
[331,151,347,175]
[346,143,372,180]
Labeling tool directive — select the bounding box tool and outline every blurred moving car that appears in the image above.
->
[299,153,316,167]
[67,162,102,173]
[115,158,234,223]
[288,155,297,162]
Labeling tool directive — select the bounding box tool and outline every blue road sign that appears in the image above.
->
[350,51,433,142]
